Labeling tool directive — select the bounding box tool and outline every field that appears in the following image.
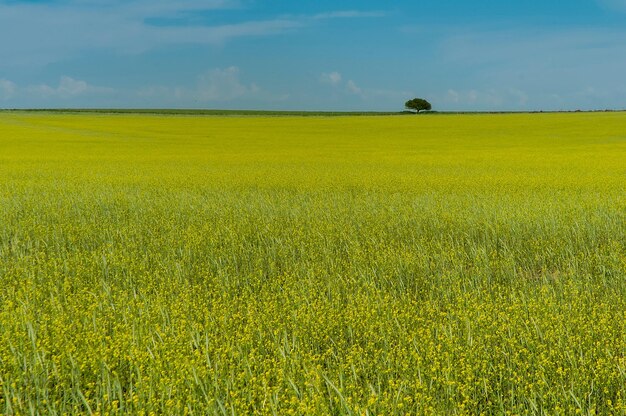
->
[0,112,625,415]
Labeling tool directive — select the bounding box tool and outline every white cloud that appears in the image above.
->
[26,76,114,99]
[320,72,367,97]
[30,0,240,16]
[0,2,381,68]
[361,87,415,102]
[439,88,529,109]
[320,71,412,104]
[312,11,385,20]
[346,80,362,95]
[136,66,289,104]
[511,89,529,105]
[195,66,258,101]
[56,76,88,96]
[446,89,460,103]
[0,1,301,67]
[114,0,239,15]
[597,0,626,12]
[0,68,286,107]
[431,25,626,110]
[0,79,17,100]
[0,76,116,106]
[320,71,342,86]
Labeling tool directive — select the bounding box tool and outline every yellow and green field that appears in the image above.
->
[0,112,625,414]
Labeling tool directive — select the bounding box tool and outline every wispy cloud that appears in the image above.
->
[25,76,114,99]
[319,71,412,103]
[597,0,626,12]
[0,79,17,100]
[320,71,342,86]
[0,10,301,65]
[115,0,240,15]
[430,25,626,110]
[346,80,362,95]
[1,68,290,107]
[145,19,302,47]
[441,88,528,107]
[0,2,383,68]
[13,0,240,15]
[320,71,355,92]
[0,76,115,107]
[195,66,258,101]
[312,10,386,20]
[138,66,288,105]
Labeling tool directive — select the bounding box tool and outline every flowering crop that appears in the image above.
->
[0,112,625,414]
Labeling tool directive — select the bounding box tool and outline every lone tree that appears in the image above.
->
[405,98,432,113]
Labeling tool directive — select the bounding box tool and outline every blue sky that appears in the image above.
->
[1,0,626,111]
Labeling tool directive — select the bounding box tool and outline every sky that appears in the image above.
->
[1,0,626,111]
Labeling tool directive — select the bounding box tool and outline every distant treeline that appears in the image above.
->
[0,108,623,116]
[0,108,408,116]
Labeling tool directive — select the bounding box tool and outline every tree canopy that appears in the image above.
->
[405,98,432,113]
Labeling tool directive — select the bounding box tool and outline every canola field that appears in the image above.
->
[0,112,625,415]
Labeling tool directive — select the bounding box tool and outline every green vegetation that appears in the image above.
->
[0,112,625,414]
[1,109,409,117]
[404,98,432,113]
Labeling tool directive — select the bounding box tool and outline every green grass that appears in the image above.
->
[0,112,625,415]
